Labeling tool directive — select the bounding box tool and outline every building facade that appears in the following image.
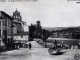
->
[14,32,28,42]
[0,11,13,48]
[0,10,28,49]
[12,9,23,34]
[12,9,28,48]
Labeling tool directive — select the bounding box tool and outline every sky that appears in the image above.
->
[0,0,80,30]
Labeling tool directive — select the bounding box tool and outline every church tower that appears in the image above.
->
[12,8,22,21]
[12,9,23,34]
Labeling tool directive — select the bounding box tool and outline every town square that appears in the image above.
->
[0,0,80,60]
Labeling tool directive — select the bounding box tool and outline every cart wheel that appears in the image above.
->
[56,48,61,54]
[48,48,54,55]
[56,49,60,53]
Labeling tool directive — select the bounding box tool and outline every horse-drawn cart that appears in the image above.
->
[48,44,62,55]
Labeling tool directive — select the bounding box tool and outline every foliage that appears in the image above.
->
[51,27,80,39]
[29,21,51,41]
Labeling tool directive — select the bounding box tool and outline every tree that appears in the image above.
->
[42,29,50,43]
[29,24,36,41]
[34,21,42,39]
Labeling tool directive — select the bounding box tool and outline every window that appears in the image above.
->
[0,21,1,27]
[3,21,5,26]
[7,38,9,43]
[5,21,7,27]
[7,38,11,44]
[16,16,17,18]
[8,21,9,27]
[14,16,15,18]
[0,29,1,37]
[0,40,1,46]
[17,30,19,33]
[0,12,1,16]
[8,29,10,35]
[8,20,11,28]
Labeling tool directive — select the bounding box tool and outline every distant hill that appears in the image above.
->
[42,26,80,32]
[42,26,80,39]
[42,27,68,31]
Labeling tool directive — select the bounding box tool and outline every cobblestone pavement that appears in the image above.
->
[0,48,80,60]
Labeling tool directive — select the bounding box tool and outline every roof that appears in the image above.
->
[13,19,22,24]
[22,21,26,25]
[13,19,26,25]
[0,11,13,20]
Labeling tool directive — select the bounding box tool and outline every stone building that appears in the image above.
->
[12,9,24,34]
[0,11,13,48]
[12,9,28,48]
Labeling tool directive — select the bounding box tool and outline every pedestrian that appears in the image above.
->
[29,43,32,50]
[54,40,57,49]
[54,40,57,45]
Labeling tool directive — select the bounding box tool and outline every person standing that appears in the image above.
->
[29,43,32,50]
[54,40,57,49]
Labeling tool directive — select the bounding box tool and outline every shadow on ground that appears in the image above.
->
[52,51,66,55]
[0,48,21,53]
[29,49,34,50]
